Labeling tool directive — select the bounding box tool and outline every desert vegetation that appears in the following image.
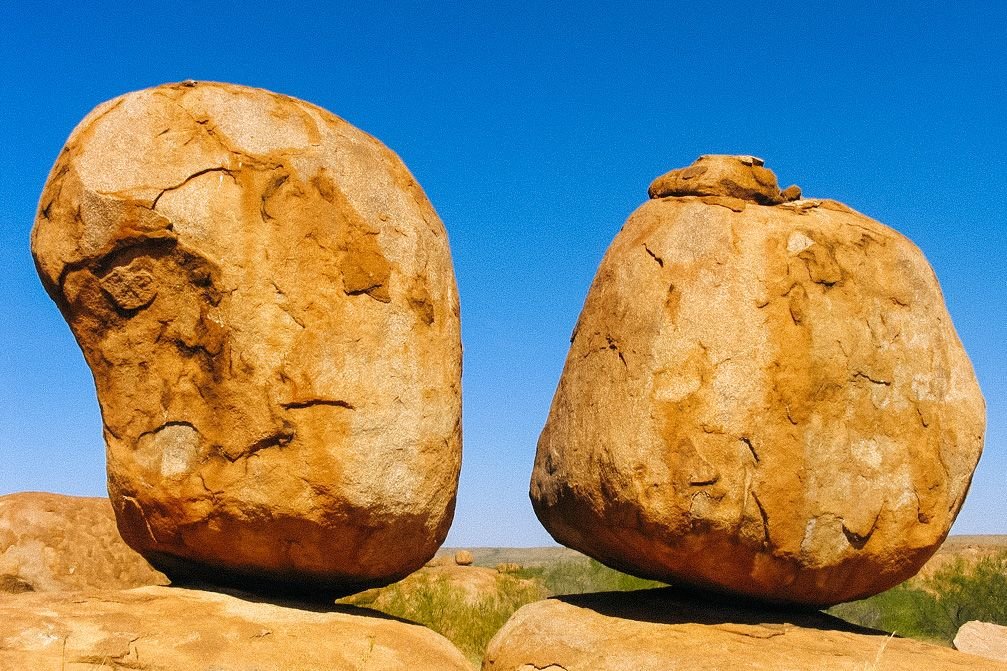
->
[341,572,545,663]
[511,557,664,594]
[340,558,661,663]
[342,551,1007,664]
[829,550,1007,646]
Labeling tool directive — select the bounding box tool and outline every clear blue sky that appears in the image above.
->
[1,2,1004,546]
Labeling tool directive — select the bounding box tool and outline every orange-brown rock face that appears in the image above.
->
[0,586,473,671]
[483,590,1007,670]
[531,155,985,606]
[0,493,166,593]
[647,154,802,205]
[31,82,462,594]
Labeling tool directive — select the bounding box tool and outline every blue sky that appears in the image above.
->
[1,2,1004,546]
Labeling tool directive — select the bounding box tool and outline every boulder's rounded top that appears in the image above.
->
[648,155,801,205]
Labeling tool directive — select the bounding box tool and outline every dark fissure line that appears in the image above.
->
[852,371,892,386]
[151,167,234,210]
[741,436,759,463]
[281,399,355,411]
[644,243,664,267]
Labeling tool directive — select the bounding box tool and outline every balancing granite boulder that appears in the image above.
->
[531,155,985,606]
[31,82,462,594]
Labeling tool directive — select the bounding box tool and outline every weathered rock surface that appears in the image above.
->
[31,81,462,593]
[0,492,166,593]
[455,550,475,566]
[955,621,1007,663]
[648,154,801,205]
[532,155,985,605]
[0,585,472,670]
[483,589,1007,670]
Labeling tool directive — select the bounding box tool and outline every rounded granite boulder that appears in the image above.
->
[531,155,985,606]
[31,82,462,594]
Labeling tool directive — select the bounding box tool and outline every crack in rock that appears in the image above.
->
[151,167,234,210]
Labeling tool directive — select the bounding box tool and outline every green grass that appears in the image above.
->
[829,550,1007,645]
[340,558,662,665]
[515,557,665,595]
[343,551,1007,665]
[342,572,547,665]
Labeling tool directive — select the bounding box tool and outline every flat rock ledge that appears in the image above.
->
[0,585,471,670]
[483,588,1007,671]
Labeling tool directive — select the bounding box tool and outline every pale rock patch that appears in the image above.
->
[955,621,1007,663]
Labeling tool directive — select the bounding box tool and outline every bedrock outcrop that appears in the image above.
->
[0,585,472,670]
[482,589,1007,671]
[31,82,462,593]
[531,155,985,605]
[0,493,166,593]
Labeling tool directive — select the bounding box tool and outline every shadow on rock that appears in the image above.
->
[559,585,882,635]
[483,588,1007,670]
